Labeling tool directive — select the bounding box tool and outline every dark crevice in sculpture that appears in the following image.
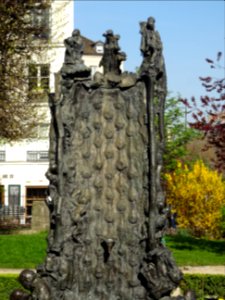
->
[101,239,115,263]
[10,19,194,300]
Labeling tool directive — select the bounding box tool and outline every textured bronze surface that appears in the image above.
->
[10,20,193,300]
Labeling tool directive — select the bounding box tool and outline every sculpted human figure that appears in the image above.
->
[10,289,30,300]
[140,17,165,80]
[140,17,157,63]
[21,270,51,300]
[61,29,91,80]
[99,30,126,75]
[10,270,51,300]
[64,29,83,64]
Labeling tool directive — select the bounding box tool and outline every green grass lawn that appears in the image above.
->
[0,231,225,269]
[0,231,47,269]
[166,233,225,266]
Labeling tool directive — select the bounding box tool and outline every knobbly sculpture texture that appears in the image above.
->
[11,18,194,300]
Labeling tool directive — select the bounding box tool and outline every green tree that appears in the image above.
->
[164,97,201,171]
[0,0,50,142]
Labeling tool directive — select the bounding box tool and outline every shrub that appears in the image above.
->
[1,274,225,300]
[219,206,225,237]
[165,160,225,238]
[181,274,225,300]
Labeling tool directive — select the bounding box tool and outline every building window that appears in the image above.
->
[39,151,49,161]
[8,185,20,206]
[0,185,4,207]
[95,43,104,54]
[30,123,50,139]
[0,151,5,161]
[38,123,49,139]
[26,187,48,200]
[27,151,38,161]
[28,64,50,91]
[26,186,48,223]
[30,6,50,40]
[27,151,49,162]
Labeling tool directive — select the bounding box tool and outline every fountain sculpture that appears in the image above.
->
[10,17,193,300]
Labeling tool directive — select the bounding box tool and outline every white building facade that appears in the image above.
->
[0,0,103,224]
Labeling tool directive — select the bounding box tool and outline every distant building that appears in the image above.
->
[0,0,103,225]
[82,36,104,76]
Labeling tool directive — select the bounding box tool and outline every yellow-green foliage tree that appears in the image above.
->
[165,160,225,238]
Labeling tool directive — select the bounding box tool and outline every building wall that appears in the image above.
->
[0,0,74,210]
[0,0,103,224]
[83,55,103,76]
[0,140,49,208]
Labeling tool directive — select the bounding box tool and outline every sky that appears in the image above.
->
[74,0,225,103]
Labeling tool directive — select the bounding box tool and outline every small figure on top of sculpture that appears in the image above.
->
[99,29,126,75]
[64,29,83,64]
[140,17,164,79]
[61,29,91,79]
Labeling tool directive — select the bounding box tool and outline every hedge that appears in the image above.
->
[0,274,225,300]
[181,274,225,299]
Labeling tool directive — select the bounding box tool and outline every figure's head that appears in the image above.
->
[10,289,30,300]
[147,17,155,29]
[19,269,36,290]
[103,29,114,37]
[72,29,80,37]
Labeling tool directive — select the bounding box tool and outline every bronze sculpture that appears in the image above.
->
[10,18,192,300]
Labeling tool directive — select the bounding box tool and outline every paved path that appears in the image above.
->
[0,266,224,275]
[180,265,225,275]
[0,269,24,274]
